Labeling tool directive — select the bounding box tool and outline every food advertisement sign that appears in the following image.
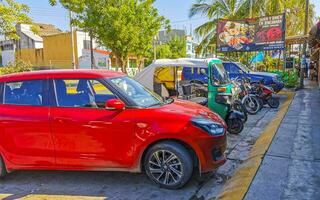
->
[217,14,286,52]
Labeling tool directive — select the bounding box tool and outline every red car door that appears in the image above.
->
[50,79,134,169]
[0,79,55,166]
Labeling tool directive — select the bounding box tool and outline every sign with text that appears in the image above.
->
[217,14,286,52]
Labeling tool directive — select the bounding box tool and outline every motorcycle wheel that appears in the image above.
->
[267,97,280,108]
[233,100,248,122]
[227,118,244,134]
[242,95,261,115]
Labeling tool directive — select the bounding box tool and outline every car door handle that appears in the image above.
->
[55,117,74,123]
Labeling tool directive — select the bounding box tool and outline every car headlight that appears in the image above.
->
[191,117,225,136]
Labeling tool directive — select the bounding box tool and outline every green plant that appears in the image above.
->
[1,0,32,39]
[0,60,33,75]
[269,69,299,88]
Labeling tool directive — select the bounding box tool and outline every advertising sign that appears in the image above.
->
[217,14,286,52]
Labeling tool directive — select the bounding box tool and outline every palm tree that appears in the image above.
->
[189,0,251,54]
[190,0,316,53]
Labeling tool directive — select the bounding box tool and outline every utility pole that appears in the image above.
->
[89,30,95,69]
[300,0,309,88]
[153,35,157,61]
[249,0,253,18]
[69,10,76,69]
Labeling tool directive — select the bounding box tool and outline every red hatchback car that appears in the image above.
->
[0,70,226,189]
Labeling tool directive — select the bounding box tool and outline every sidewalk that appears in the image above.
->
[244,86,320,200]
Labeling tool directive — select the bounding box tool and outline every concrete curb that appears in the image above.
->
[216,92,295,200]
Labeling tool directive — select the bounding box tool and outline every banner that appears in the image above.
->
[217,14,286,52]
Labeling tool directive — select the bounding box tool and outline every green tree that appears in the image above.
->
[156,44,172,59]
[50,0,168,73]
[167,36,186,58]
[285,0,315,36]
[189,0,249,53]
[190,0,316,53]
[0,0,32,39]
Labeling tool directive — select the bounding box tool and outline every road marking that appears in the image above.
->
[216,92,294,200]
[0,194,12,199]
[17,194,105,200]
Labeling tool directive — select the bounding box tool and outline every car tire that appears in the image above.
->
[144,141,193,189]
[0,156,7,178]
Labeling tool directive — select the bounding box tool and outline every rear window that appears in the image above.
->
[3,79,46,106]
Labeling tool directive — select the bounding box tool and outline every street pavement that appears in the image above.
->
[245,87,320,200]
[0,98,283,200]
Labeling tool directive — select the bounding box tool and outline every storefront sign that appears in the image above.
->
[217,14,286,52]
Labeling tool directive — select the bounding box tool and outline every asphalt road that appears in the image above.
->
[0,97,284,200]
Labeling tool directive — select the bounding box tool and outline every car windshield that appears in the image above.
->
[237,62,252,73]
[211,63,230,85]
[108,76,166,108]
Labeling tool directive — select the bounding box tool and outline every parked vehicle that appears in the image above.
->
[135,58,245,135]
[0,70,227,189]
[222,61,284,93]
[230,79,248,122]
[181,61,284,93]
[250,81,280,108]
[237,78,262,115]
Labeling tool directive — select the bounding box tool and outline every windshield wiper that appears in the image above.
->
[147,102,163,108]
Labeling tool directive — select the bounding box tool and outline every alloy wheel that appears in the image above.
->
[148,150,183,186]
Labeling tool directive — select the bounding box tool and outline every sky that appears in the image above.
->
[16,0,320,33]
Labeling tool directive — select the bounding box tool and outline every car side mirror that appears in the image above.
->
[105,99,125,110]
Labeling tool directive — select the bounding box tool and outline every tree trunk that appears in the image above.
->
[119,57,127,74]
[137,56,144,72]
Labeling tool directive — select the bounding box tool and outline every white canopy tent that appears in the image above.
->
[134,58,217,91]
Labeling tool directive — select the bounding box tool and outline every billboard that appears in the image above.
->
[217,14,286,52]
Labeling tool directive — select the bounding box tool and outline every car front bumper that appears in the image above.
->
[194,133,227,173]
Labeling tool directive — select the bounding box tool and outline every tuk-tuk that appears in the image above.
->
[134,58,244,134]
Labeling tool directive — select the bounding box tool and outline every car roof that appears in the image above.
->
[0,69,125,82]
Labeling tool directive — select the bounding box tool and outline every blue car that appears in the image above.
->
[181,61,284,93]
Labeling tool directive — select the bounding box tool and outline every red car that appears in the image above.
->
[0,70,226,189]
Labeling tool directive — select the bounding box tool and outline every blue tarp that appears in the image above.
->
[251,52,264,63]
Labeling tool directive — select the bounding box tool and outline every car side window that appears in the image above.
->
[229,64,240,74]
[54,79,117,108]
[0,83,3,104]
[4,79,45,106]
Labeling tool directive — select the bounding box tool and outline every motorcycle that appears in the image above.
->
[251,81,280,108]
[238,78,262,115]
[230,78,248,122]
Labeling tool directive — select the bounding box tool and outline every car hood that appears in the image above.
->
[250,71,277,78]
[158,99,226,126]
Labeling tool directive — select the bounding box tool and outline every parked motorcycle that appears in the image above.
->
[230,78,248,122]
[251,81,280,109]
[238,78,261,115]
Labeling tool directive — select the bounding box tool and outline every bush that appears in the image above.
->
[0,60,33,75]
[269,69,299,88]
